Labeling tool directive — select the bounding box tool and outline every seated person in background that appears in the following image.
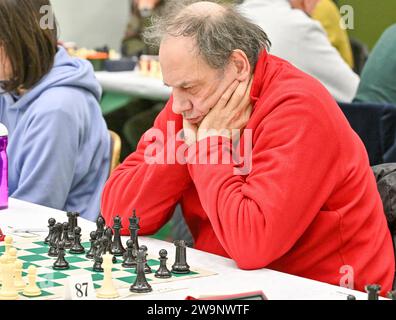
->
[354,24,396,106]
[0,0,110,221]
[290,0,354,68]
[121,0,165,57]
[238,0,359,102]
[102,0,394,293]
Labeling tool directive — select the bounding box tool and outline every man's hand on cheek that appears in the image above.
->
[197,77,253,142]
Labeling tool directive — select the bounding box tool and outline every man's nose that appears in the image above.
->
[172,90,192,115]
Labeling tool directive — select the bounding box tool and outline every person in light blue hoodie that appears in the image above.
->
[0,0,110,221]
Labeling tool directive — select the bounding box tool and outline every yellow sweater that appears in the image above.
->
[312,0,354,68]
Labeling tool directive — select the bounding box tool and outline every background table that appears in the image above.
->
[0,198,375,300]
[95,71,171,115]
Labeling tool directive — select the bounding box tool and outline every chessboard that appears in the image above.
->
[0,239,216,300]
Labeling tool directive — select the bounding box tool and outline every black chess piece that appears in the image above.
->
[111,215,126,256]
[155,249,172,279]
[141,245,152,274]
[347,295,356,300]
[67,212,79,240]
[86,231,97,259]
[122,239,136,268]
[92,239,105,272]
[96,214,106,238]
[129,210,140,261]
[48,223,62,257]
[365,284,381,300]
[61,222,72,249]
[53,241,70,270]
[172,240,190,274]
[104,228,117,263]
[44,218,56,244]
[69,226,85,254]
[130,247,152,293]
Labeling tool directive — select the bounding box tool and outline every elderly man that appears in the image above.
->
[102,0,394,293]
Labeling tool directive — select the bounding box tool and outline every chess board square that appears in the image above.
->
[33,241,47,247]
[94,283,100,289]
[37,280,62,289]
[19,254,51,262]
[82,242,91,249]
[66,256,87,263]
[38,272,69,280]
[15,242,43,250]
[147,259,160,267]
[116,275,137,284]
[0,246,4,253]
[91,273,104,282]
[22,262,40,269]
[26,247,50,255]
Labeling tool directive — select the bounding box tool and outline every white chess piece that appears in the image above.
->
[4,235,13,259]
[14,260,26,291]
[9,247,17,264]
[22,266,41,297]
[96,253,119,299]
[0,255,19,300]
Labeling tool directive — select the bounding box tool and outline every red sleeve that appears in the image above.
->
[101,97,192,235]
[187,96,342,269]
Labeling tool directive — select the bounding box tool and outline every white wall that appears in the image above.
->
[51,0,130,50]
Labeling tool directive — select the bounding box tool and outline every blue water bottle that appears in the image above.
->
[0,123,8,210]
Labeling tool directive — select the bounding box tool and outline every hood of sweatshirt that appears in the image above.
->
[10,46,102,111]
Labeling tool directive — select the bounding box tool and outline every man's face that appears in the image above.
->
[159,36,237,125]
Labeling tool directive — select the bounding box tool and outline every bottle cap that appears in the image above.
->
[0,123,8,137]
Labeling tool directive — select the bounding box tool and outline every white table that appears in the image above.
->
[0,198,375,300]
[95,71,172,101]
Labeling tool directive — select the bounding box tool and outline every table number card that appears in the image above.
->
[65,274,96,300]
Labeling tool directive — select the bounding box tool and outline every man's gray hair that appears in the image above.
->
[143,0,271,70]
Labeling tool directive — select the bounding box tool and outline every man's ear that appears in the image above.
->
[229,50,251,82]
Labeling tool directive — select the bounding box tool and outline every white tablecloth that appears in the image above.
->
[0,198,374,300]
[95,71,172,101]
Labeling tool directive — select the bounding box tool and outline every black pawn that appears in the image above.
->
[44,218,56,244]
[92,239,104,272]
[111,216,125,256]
[130,247,152,293]
[172,240,190,274]
[366,284,381,300]
[53,241,69,270]
[155,249,172,279]
[122,239,136,268]
[70,226,85,254]
[62,222,72,249]
[86,231,97,259]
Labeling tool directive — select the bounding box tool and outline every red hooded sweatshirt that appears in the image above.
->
[101,50,394,294]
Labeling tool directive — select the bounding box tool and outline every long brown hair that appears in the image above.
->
[0,0,58,92]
